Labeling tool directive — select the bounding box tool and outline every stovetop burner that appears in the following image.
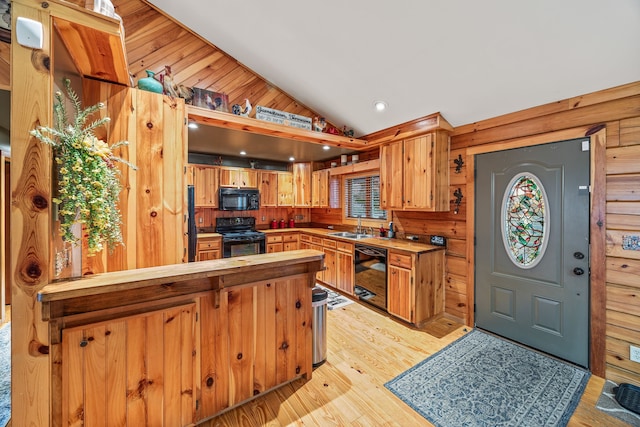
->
[215,217,265,241]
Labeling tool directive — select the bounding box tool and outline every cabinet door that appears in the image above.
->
[277,172,294,206]
[62,304,196,426]
[404,134,434,210]
[312,169,329,207]
[323,247,337,287]
[336,251,354,295]
[219,168,257,187]
[259,171,278,207]
[388,265,413,322]
[267,243,284,253]
[193,166,219,207]
[379,141,404,209]
[293,162,311,207]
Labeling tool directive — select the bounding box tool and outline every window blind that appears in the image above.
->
[344,174,387,221]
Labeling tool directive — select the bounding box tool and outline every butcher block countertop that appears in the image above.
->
[37,249,324,320]
[262,227,444,254]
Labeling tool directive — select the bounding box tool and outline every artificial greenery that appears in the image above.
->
[30,78,136,255]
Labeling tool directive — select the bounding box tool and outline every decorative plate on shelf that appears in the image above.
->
[0,0,9,44]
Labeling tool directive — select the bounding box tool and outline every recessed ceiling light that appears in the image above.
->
[240,151,247,156]
[323,145,330,151]
[188,122,199,129]
[289,156,295,162]
[374,101,388,112]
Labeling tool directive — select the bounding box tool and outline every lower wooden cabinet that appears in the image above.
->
[199,279,312,419]
[335,241,354,295]
[197,236,221,261]
[59,281,313,426]
[61,304,197,426]
[267,233,299,253]
[387,249,445,325]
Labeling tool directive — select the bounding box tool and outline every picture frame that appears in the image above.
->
[189,88,229,113]
[0,0,10,44]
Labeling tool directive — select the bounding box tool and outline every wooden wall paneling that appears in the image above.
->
[11,1,53,424]
[590,129,608,377]
[112,0,337,128]
[620,117,640,146]
[607,309,640,335]
[606,257,640,288]
[84,323,108,422]
[106,320,128,425]
[607,213,640,230]
[606,145,640,174]
[606,121,621,147]
[607,174,640,201]
[0,41,9,90]
[452,95,640,149]
[452,81,640,137]
[135,89,164,268]
[161,95,186,265]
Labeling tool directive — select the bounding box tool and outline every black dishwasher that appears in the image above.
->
[354,244,387,310]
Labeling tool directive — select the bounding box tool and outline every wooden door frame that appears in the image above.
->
[465,125,607,376]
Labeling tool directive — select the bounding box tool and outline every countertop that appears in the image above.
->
[200,227,444,254]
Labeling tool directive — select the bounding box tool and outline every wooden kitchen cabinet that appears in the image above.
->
[259,171,278,207]
[387,249,445,325]
[61,304,197,426]
[267,232,299,253]
[322,239,337,287]
[300,234,324,281]
[219,167,258,188]
[259,171,294,207]
[192,165,219,207]
[278,172,294,206]
[311,169,330,207]
[197,236,221,261]
[335,241,354,295]
[380,131,450,211]
[293,162,312,207]
[266,234,284,253]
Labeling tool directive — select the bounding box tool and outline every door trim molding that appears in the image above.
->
[466,125,607,376]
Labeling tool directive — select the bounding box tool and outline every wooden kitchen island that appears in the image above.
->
[37,250,324,426]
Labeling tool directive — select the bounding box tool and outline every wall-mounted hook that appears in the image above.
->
[454,154,464,174]
[453,188,463,214]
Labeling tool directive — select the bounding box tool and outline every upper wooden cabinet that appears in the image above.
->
[192,165,219,207]
[259,171,294,207]
[312,169,330,208]
[259,171,278,207]
[219,167,258,188]
[380,131,450,211]
[277,172,294,207]
[292,163,312,207]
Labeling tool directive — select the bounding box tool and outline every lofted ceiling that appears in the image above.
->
[147,0,640,139]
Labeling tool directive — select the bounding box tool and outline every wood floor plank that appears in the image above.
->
[198,301,630,427]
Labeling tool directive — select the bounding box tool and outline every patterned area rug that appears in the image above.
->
[315,285,353,310]
[596,380,640,426]
[385,329,590,427]
[0,323,9,426]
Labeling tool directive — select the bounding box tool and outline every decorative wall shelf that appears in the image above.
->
[187,105,370,151]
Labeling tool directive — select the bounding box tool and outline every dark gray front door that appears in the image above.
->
[475,138,590,367]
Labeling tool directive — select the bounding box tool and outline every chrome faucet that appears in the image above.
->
[356,216,362,234]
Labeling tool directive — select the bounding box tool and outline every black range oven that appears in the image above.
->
[215,217,266,258]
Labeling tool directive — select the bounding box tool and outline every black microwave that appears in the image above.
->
[219,187,260,211]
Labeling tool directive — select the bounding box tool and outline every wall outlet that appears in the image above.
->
[631,345,640,363]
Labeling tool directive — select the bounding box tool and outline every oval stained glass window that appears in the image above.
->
[501,173,549,268]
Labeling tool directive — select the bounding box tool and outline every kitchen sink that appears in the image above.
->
[328,231,374,240]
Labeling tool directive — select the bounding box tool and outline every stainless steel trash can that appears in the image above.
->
[312,287,328,367]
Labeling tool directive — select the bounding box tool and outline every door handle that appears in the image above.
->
[573,267,585,276]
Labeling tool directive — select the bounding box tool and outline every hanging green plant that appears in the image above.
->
[30,78,136,256]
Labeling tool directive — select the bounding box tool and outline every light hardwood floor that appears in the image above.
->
[201,299,628,427]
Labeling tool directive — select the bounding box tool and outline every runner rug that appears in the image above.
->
[0,322,9,427]
[385,329,589,427]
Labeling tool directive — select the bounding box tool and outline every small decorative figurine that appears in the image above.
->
[342,126,354,138]
[313,117,326,132]
[232,99,252,117]
[159,66,193,102]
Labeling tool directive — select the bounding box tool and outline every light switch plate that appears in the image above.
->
[16,17,43,49]
[631,345,640,363]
